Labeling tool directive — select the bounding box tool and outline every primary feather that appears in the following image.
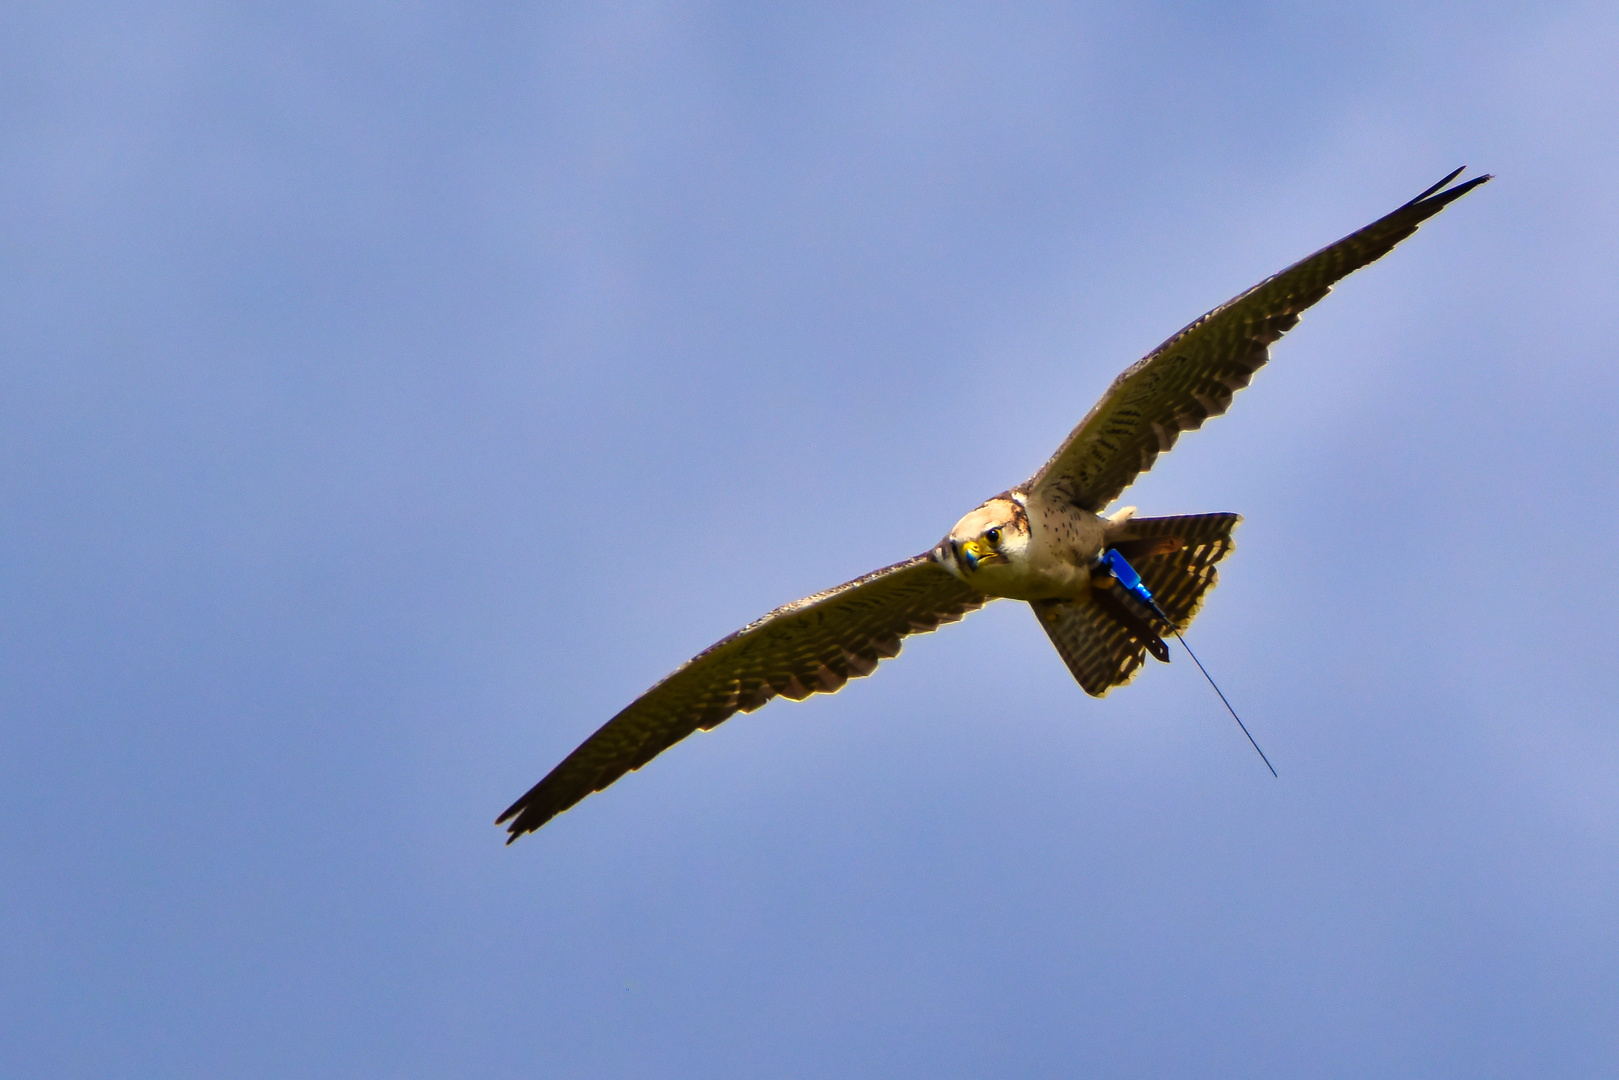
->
[497,556,984,839]
[1027,167,1490,511]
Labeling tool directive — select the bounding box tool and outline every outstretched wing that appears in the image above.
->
[498,554,988,840]
[1028,168,1490,511]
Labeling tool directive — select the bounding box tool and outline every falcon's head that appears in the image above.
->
[937,494,1031,590]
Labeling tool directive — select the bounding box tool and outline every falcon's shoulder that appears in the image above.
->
[498,553,987,839]
[1028,168,1490,511]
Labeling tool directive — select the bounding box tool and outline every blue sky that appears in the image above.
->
[3,3,1617,1077]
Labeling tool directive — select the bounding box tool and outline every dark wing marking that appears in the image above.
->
[498,554,987,840]
[1028,168,1491,511]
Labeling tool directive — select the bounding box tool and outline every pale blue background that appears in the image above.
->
[4,3,1617,1077]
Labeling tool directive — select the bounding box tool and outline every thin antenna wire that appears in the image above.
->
[1168,626,1277,778]
[1097,548,1276,778]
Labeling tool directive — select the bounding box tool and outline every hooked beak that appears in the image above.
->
[959,538,1004,571]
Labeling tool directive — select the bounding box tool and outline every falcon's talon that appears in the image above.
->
[499,168,1489,840]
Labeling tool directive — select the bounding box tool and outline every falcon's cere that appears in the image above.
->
[499,168,1490,842]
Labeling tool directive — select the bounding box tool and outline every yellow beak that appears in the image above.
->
[960,538,1004,570]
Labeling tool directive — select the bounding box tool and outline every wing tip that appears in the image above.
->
[1405,167,1492,212]
[496,784,565,844]
[499,805,554,844]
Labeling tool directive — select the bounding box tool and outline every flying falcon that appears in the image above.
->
[499,167,1489,841]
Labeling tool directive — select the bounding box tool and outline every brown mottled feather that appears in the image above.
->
[498,555,987,839]
[1032,513,1241,696]
[1028,169,1491,512]
[1117,512,1242,632]
[1032,597,1146,698]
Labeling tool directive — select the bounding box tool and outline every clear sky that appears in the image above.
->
[4,3,1617,1077]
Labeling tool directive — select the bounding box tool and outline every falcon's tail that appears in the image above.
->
[1032,512,1240,697]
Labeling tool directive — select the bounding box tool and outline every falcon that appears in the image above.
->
[499,167,1489,841]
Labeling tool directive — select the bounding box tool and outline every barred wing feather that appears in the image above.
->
[1028,168,1490,512]
[498,554,987,839]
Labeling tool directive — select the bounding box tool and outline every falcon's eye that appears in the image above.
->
[985,528,1002,545]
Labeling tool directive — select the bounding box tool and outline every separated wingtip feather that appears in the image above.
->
[1407,166,1469,204]
[1406,168,1492,212]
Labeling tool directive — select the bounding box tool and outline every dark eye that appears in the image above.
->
[985,528,1001,545]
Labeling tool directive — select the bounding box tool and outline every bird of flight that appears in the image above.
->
[499,167,1490,842]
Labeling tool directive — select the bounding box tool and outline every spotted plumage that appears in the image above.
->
[498,168,1489,841]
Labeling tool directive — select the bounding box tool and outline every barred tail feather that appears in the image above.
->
[1032,596,1147,697]
[1115,512,1241,631]
[1032,512,1241,697]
